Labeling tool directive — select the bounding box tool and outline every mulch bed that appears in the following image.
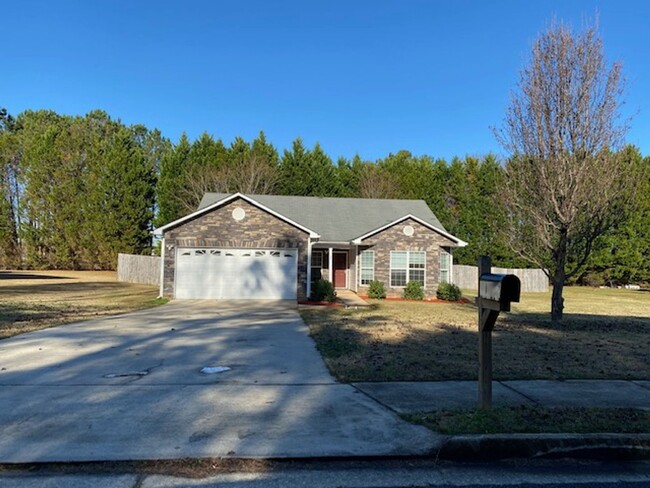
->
[358,296,471,304]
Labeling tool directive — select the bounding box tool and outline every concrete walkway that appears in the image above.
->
[354,379,650,413]
[336,290,371,308]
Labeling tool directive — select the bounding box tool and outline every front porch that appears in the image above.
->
[310,245,358,292]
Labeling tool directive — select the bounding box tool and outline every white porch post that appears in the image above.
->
[354,244,358,292]
[328,247,333,282]
[449,247,454,284]
[306,239,313,299]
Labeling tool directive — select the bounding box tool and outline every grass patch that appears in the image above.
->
[301,287,650,381]
[405,406,650,435]
[0,270,164,339]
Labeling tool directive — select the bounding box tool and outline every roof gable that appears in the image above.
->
[153,193,320,237]
[351,214,468,246]
[195,193,465,245]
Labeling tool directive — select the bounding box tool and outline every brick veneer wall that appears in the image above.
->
[357,218,456,298]
[162,198,310,299]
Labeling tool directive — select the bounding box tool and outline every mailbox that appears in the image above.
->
[479,273,521,306]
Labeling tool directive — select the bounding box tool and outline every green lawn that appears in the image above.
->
[300,287,650,381]
[406,406,650,435]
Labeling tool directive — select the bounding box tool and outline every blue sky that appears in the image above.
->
[3,1,649,161]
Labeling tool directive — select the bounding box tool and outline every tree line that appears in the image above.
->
[1,107,648,284]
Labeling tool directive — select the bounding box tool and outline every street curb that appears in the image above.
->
[436,433,650,461]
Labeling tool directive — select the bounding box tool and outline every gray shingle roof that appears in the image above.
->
[198,193,449,243]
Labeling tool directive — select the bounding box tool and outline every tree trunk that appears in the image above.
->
[551,272,565,323]
[550,228,569,323]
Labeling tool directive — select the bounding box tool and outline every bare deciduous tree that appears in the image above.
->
[223,155,279,195]
[175,165,226,214]
[495,21,637,322]
[358,165,399,199]
[175,155,279,213]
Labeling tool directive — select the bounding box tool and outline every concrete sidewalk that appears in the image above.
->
[353,379,650,413]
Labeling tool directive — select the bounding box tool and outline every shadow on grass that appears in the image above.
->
[301,305,650,383]
[0,281,127,295]
[0,272,71,281]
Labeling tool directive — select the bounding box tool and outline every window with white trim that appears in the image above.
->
[390,251,425,287]
[439,248,451,283]
[311,251,323,283]
[359,250,374,285]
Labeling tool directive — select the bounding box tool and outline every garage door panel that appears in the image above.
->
[175,248,298,300]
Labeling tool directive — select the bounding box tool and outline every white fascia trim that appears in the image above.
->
[351,214,468,247]
[153,192,320,238]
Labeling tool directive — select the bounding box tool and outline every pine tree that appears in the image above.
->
[89,126,156,268]
[156,133,191,226]
[279,138,311,195]
[0,108,20,268]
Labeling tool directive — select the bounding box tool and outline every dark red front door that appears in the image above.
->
[333,253,347,288]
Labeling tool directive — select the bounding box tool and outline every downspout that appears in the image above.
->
[354,244,359,292]
[158,237,165,298]
[306,239,313,299]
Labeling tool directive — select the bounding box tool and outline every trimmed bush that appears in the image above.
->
[436,282,462,301]
[310,279,337,302]
[367,280,386,299]
[403,281,424,300]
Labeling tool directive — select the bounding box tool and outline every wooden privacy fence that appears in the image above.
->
[452,264,548,292]
[117,253,161,286]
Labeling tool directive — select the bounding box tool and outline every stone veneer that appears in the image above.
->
[162,198,309,299]
[357,218,456,298]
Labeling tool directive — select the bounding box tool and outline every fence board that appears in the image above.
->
[117,253,161,286]
[452,264,548,292]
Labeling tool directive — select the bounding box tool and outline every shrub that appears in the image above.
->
[436,282,462,301]
[367,280,386,299]
[310,279,336,302]
[403,281,424,300]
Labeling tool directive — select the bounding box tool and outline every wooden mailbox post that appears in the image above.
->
[477,256,521,408]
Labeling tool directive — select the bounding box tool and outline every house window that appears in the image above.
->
[311,251,323,283]
[390,251,426,287]
[359,250,374,285]
[440,248,451,284]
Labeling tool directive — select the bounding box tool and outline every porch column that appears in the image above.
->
[354,244,358,292]
[328,247,333,283]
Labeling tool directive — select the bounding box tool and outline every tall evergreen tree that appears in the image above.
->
[307,143,340,196]
[0,108,20,268]
[582,147,650,284]
[88,126,156,268]
[156,133,191,226]
[279,138,311,195]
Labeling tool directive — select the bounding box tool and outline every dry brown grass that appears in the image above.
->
[0,270,165,339]
[301,287,650,381]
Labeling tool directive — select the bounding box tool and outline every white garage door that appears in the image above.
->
[175,248,298,299]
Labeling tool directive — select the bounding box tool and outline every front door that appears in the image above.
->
[333,252,348,288]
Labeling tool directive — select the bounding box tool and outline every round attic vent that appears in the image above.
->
[403,225,414,236]
[232,207,246,221]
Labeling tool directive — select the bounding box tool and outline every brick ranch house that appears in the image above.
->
[153,193,467,300]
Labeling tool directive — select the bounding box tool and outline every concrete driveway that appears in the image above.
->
[0,301,439,462]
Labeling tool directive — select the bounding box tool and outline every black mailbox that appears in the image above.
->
[479,273,521,305]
